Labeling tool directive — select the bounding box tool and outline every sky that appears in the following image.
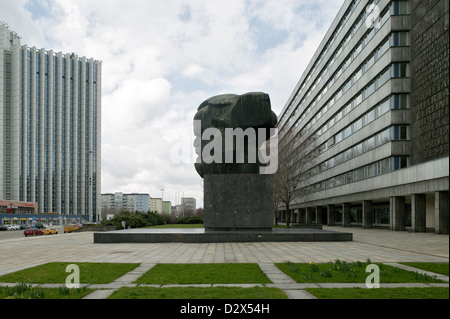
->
[1,0,345,208]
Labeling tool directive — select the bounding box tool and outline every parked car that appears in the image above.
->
[42,228,58,235]
[64,224,79,233]
[24,227,44,237]
[0,225,7,231]
[6,225,18,231]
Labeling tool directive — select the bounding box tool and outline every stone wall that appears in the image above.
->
[410,0,449,164]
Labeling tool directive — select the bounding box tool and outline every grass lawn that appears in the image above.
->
[0,284,94,299]
[276,260,445,283]
[399,263,449,276]
[306,287,449,299]
[0,262,140,284]
[145,224,204,229]
[109,286,287,299]
[135,263,272,285]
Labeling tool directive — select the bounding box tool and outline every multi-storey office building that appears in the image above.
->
[276,0,448,234]
[101,193,138,215]
[0,24,102,222]
[101,193,168,215]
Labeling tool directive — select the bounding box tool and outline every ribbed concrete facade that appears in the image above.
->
[0,24,101,221]
[276,0,448,233]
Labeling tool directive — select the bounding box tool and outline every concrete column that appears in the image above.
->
[390,196,406,231]
[316,206,323,225]
[362,201,373,229]
[435,191,449,235]
[306,207,314,225]
[342,203,351,227]
[326,205,335,226]
[411,194,426,233]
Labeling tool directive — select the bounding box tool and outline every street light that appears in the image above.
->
[86,150,96,222]
[161,188,165,214]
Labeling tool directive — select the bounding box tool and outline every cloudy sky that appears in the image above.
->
[1,0,344,207]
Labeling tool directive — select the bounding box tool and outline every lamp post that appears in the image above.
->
[161,188,165,214]
[86,150,95,222]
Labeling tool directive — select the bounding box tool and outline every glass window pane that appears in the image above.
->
[379,128,391,144]
[400,126,408,139]
[367,163,376,178]
[354,168,364,181]
[354,143,363,156]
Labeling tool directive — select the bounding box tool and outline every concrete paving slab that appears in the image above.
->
[211,284,264,288]
[284,289,317,299]
[83,289,116,299]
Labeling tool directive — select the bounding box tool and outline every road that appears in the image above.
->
[0,225,65,241]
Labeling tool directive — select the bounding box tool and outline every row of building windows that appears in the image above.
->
[300,156,409,196]
[289,60,408,165]
[288,206,391,225]
[294,35,392,143]
[282,0,380,125]
[280,3,411,145]
[309,124,408,180]
[283,20,396,153]
[279,0,404,129]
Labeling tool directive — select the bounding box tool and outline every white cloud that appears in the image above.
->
[0,0,345,206]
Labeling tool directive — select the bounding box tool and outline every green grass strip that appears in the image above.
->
[306,287,449,299]
[0,262,140,284]
[276,260,445,283]
[399,263,449,276]
[0,284,94,299]
[109,286,287,299]
[135,263,272,285]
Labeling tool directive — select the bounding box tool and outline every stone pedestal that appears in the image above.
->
[204,174,274,231]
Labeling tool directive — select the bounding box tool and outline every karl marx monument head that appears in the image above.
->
[193,92,278,178]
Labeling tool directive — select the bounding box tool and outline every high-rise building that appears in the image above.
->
[101,193,138,215]
[149,197,163,214]
[180,197,196,217]
[0,24,102,221]
[276,0,448,233]
[162,201,172,215]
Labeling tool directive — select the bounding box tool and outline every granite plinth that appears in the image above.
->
[204,174,274,231]
[93,228,353,243]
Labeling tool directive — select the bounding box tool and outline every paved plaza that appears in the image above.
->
[0,226,448,276]
[0,226,448,299]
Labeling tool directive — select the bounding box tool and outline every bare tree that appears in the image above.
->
[273,187,281,227]
[274,127,313,227]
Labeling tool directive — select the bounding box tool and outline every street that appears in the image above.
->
[0,225,65,241]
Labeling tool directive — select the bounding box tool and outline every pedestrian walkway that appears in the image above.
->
[80,260,448,299]
[0,226,448,276]
[1,261,447,299]
[0,226,448,299]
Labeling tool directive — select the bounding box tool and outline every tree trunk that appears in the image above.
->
[286,204,291,228]
[274,210,278,227]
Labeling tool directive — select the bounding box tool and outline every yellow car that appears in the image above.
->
[64,224,79,233]
[42,228,58,235]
